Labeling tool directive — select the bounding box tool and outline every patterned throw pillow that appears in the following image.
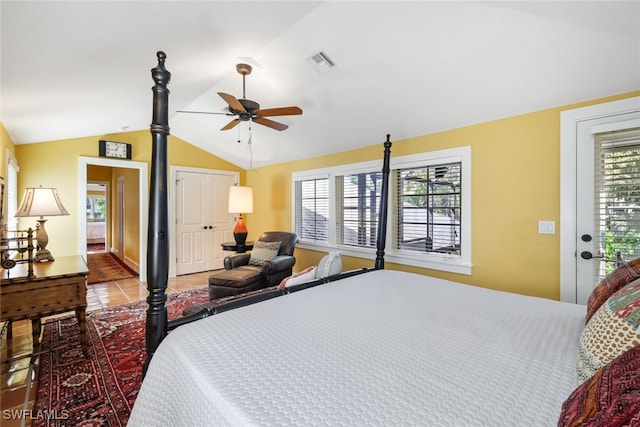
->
[248,241,281,266]
[577,278,640,384]
[585,257,640,324]
[559,344,640,427]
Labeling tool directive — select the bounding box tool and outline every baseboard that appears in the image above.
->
[123,255,140,274]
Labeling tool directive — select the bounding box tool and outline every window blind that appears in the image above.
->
[295,178,329,242]
[336,172,382,247]
[594,127,640,273]
[7,155,19,229]
[395,162,462,255]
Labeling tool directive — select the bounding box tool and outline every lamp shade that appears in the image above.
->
[15,187,70,218]
[228,186,253,214]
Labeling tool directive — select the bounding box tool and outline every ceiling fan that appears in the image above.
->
[177,63,303,131]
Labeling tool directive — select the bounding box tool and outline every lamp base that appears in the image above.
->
[233,232,248,247]
[233,214,248,246]
[35,218,55,262]
[34,249,55,262]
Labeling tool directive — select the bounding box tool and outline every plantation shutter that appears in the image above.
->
[594,127,640,272]
[6,154,19,229]
[295,178,329,243]
[336,172,381,247]
[395,162,462,254]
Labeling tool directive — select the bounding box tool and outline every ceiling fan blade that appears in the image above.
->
[176,110,233,116]
[254,117,289,131]
[255,106,302,117]
[220,119,241,131]
[217,92,246,112]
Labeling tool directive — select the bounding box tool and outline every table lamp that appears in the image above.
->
[228,185,253,246]
[15,186,70,262]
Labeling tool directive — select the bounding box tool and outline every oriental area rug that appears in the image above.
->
[32,288,210,427]
[86,252,137,284]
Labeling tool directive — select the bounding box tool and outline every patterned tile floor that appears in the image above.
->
[0,270,211,427]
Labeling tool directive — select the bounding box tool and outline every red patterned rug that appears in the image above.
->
[87,252,137,284]
[33,288,210,426]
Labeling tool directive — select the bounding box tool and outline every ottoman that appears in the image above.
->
[208,267,263,300]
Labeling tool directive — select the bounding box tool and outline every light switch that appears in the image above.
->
[538,220,556,234]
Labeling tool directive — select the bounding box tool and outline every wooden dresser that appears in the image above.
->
[1,255,90,356]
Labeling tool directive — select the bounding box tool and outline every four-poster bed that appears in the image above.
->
[131,52,639,426]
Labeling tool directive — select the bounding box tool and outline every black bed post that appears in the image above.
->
[375,134,392,270]
[143,51,171,374]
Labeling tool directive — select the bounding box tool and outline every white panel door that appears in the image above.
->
[175,170,236,275]
[566,100,640,303]
[176,171,208,275]
[209,174,236,270]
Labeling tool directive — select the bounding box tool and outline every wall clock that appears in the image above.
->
[99,140,132,159]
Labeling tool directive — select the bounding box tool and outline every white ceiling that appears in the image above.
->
[2,1,639,169]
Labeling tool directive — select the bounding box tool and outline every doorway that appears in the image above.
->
[560,96,640,303]
[78,157,148,282]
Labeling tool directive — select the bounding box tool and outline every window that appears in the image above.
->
[86,195,106,220]
[295,177,329,243]
[336,172,382,247]
[6,150,19,230]
[594,127,640,276]
[292,146,471,274]
[395,162,461,255]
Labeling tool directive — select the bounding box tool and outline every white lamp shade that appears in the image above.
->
[15,187,70,218]
[228,186,253,214]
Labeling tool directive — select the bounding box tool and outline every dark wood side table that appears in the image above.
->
[221,241,254,253]
[1,255,90,356]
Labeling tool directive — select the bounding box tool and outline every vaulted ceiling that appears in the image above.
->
[2,1,639,169]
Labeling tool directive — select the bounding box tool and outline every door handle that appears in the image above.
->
[580,251,604,260]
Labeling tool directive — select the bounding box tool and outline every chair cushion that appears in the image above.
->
[209,267,262,288]
[249,241,281,266]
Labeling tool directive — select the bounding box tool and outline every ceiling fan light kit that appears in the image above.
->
[178,63,303,132]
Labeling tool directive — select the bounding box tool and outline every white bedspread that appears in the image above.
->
[129,270,586,426]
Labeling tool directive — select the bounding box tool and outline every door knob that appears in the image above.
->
[581,234,592,242]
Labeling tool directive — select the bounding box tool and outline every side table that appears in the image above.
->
[1,255,90,356]
[221,241,254,253]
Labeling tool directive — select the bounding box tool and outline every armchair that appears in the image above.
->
[208,231,298,300]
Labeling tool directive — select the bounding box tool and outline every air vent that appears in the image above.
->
[308,51,334,73]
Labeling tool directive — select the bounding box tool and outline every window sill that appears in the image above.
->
[297,242,472,275]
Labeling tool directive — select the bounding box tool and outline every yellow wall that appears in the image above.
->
[5,90,639,296]
[247,91,640,301]
[13,130,244,269]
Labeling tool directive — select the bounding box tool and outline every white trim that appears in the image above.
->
[78,156,148,282]
[591,119,640,135]
[560,96,640,303]
[292,146,472,275]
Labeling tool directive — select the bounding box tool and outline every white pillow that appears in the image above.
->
[316,251,342,279]
[278,266,317,289]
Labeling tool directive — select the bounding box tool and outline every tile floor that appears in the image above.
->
[0,270,211,427]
